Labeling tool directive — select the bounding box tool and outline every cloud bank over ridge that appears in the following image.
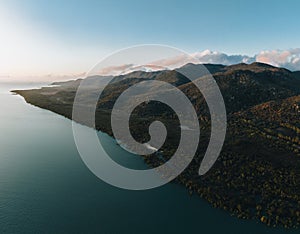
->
[194,49,300,71]
[96,48,300,76]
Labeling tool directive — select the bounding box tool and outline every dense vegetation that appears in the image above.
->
[13,62,300,228]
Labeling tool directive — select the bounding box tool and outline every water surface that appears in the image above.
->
[0,82,297,233]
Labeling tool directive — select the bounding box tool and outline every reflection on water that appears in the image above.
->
[0,82,296,233]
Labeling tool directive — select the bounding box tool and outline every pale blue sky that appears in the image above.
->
[0,0,299,76]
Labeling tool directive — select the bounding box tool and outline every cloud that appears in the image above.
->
[256,49,300,71]
[96,64,169,76]
[191,49,300,71]
[89,49,300,76]
[164,49,300,72]
[96,64,134,76]
[151,54,196,69]
[194,50,256,65]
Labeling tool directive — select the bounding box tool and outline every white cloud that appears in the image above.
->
[191,49,300,71]
[192,50,255,65]
[169,49,300,71]
[95,49,300,76]
[256,49,300,71]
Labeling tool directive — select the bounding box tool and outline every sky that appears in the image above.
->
[0,0,300,80]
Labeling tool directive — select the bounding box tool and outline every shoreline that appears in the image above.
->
[11,63,300,229]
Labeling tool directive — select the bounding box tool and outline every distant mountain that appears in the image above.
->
[94,62,300,115]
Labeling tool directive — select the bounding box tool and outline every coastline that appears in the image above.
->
[12,84,300,229]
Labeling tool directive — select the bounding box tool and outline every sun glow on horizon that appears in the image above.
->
[0,3,109,79]
[1,1,300,81]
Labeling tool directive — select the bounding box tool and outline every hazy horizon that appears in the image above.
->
[1,0,300,80]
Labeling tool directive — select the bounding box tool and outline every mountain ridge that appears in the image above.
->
[12,62,300,228]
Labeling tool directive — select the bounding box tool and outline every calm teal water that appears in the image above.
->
[0,82,297,234]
